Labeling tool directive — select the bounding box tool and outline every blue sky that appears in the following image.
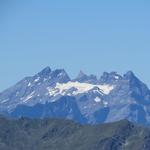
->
[0,0,150,91]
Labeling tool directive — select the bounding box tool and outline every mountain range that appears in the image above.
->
[0,66,150,125]
[0,116,150,150]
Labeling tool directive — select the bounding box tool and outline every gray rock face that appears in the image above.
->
[0,67,150,125]
[74,70,98,84]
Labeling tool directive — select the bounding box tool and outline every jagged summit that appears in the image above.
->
[75,70,98,84]
[35,67,71,84]
[38,66,52,77]
[77,70,86,78]
[0,67,150,125]
[99,71,122,84]
[123,71,136,80]
[50,69,71,83]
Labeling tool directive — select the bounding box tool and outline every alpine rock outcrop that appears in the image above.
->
[0,66,150,125]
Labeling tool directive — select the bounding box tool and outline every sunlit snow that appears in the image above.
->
[24,91,35,102]
[34,77,40,82]
[47,81,114,96]
[94,97,102,103]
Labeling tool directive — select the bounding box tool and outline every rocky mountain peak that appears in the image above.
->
[38,66,52,78]
[99,71,122,84]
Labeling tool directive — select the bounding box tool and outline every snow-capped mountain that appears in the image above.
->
[1,66,150,125]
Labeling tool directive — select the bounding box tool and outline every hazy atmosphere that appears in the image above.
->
[1,2,150,149]
[0,0,150,90]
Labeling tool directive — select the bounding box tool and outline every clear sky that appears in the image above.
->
[0,0,150,91]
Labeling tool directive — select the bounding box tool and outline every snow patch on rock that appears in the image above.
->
[94,97,102,103]
[47,81,114,96]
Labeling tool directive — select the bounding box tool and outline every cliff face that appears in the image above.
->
[1,67,150,126]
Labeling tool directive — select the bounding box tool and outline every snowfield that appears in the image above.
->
[47,81,114,96]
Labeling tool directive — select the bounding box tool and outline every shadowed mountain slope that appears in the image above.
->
[0,116,150,150]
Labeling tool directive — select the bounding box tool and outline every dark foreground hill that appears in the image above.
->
[0,117,150,150]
